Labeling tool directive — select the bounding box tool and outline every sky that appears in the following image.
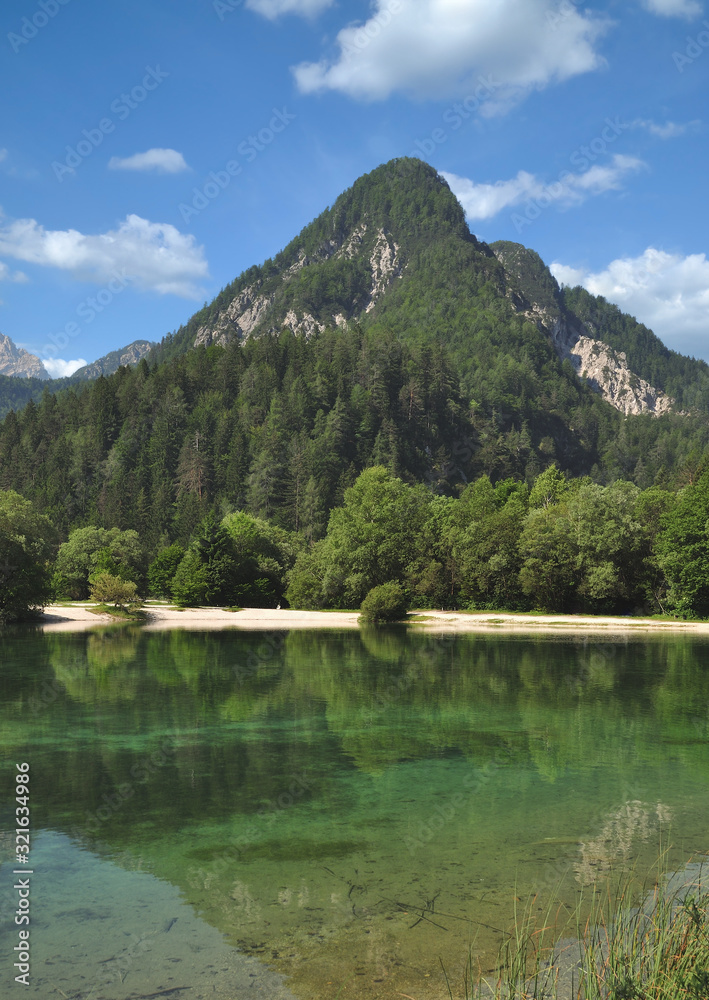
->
[0,0,708,375]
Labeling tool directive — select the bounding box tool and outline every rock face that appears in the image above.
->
[552,321,674,416]
[365,228,401,312]
[0,334,49,380]
[192,225,402,349]
[490,243,676,418]
[194,285,275,348]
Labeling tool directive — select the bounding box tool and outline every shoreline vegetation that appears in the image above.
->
[33,602,709,633]
[469,855,709,1000]
[8,461,709,626]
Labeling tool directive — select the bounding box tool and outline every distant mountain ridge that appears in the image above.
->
[4,159,707,424]
[71,340,154,380]
[0,336,155,418]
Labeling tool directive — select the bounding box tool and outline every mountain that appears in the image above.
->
[488,241,677,417]
[2,158,709,548]
[0,337,155,419]
[0,334,49,380]
[157,158,709,420]
[69,340,154,380]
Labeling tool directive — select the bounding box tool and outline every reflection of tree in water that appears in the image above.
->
[3,628,709,999]
[2,629,709,839]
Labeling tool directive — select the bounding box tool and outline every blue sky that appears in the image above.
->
[1,0,708,375]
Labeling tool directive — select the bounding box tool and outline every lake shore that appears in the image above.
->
[36,603,709,633]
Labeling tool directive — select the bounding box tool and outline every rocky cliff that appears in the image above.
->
[193,225,402,348]
[551,320,674,416]
[0,334,49,380]
[490,243,675,417]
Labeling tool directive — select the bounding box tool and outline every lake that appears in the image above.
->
[1,626,708,999]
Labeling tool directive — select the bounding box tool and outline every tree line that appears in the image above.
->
[3,459,709,622]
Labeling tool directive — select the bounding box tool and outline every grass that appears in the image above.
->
[87,603,147,621]
[444,855,709,1000]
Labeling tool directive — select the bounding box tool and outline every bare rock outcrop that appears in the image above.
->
[0,333,48,379]
[192,224,403,349]
[194,284,274,348]
[365,229,401,312]
[551,320,674,416]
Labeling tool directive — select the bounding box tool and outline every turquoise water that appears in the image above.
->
[1,626,708,999]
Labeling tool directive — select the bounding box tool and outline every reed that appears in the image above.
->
[448,856,709,1000]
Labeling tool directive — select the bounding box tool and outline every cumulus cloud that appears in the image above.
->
[0,213,209,298]
[640,0,702,18]
[631,118,700,138]
[551,248,709,354]
[441,155,645,220]
[293,0,608,105]
[0,260,28,283]
[108,148,189,174]
[246,0,333,17]
[43,358,87,378]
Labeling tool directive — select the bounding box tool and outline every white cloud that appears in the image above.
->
[640,0,702,18]
[0,149,7,163]
[43,358,87,378]
[0,261,28,283]
[246,0,333,17]
[631,118,700,138]
[0,213,208,298]
[441,155,645,220]
[293,0,608,105]
[108,148,190,174]
[551,248,709,354]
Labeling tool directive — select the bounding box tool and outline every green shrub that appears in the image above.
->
[359,582,408,623]
[89,571,139,608]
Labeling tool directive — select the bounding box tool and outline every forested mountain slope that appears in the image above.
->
[2,158,709,556]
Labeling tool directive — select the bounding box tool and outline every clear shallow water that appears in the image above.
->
[1,626,708,999]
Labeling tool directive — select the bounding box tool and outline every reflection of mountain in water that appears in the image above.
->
[576,799,674,886]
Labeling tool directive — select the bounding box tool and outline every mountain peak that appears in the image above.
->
[0,334,49,380]
[174,157,494,354]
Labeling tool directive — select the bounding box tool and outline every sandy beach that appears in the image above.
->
[35,602,709,634]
